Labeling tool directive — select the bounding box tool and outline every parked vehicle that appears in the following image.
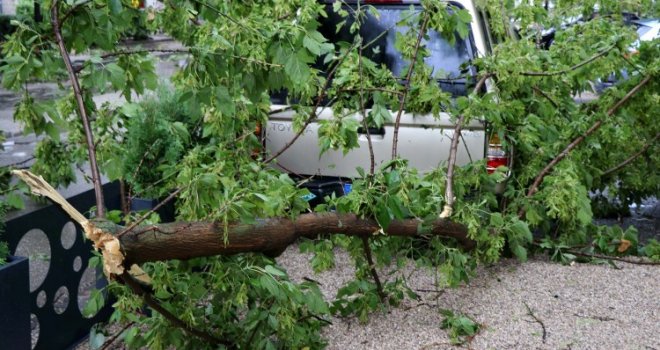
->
[264,0,507,202]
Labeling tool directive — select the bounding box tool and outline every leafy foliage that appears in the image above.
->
[118,86,201,198]
[440,309,480,345]
[1,0,658,348]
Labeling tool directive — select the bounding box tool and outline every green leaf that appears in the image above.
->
[109,0,122,15]
[284,51,310,84]
[215,86,236,116]
[264,264,286,277]
[82,289,105,318]
[5,193,24,210]
[303,34,322,56]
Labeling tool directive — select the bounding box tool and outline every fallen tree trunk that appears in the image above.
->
[119,213,473,265]
[14,170,472,277]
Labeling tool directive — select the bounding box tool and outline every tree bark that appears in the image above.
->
[120,213,473,265]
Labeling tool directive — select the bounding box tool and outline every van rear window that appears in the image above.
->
[319,4,474,96]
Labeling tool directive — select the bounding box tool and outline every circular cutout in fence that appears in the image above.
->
[53,286,70,315]
[73,256,82,272]
[36,290,47,308]
[30,314,39,350]
[15,229,51,292]
[60,221,76,249]
[78,266,101,318]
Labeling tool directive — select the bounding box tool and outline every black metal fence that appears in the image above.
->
[3,182,121,350]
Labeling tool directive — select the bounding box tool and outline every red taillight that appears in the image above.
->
[486,134,510,174]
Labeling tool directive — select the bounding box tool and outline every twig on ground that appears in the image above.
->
[573,313,615,322]
[566,250,660,266]
[523,302,547,343]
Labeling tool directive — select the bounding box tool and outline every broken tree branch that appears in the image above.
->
[392,14,430,160]
[13,169,473,268]
[566,250,660,266]
[51,0,105,218]
[521,75,651,210]
[362,237,386,301]
[439,73,491,218]
[119,213,474,265]
[520,44,616,77]
[263,41,360,164]
[121,272,231,347]
[601,132,660,177]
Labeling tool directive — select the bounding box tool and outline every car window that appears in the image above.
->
[319,4,474,96]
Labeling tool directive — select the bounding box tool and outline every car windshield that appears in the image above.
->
[319,4,474,96]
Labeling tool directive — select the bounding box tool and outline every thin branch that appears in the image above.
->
[567,250,660,266]
[337,87,404,96]
[356,19,375,176]
[521,75,651,208]
[439,74,491,218]
[263,41,360,164]
[531,86,558,108]
[361,237,386,301]
[51,0,105,218]
[3,155,36,168]
[116,187,183,238]
[524,302,547,343]
[520,45,616,77]
[73,48,281,73]
[60,0,93,24]
[191,0,264,38]
[392,14,430,159]
[121,273,230,347]
[99,321,134,350]
[602,132,660,177]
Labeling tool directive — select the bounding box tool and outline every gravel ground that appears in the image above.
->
[278,245,659,350]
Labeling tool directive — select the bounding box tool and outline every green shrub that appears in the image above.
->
[121,86,201,198]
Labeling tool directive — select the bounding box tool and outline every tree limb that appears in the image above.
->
[361,237,385,301]
[116,188,183,239]
[263,41,360,164]
[520,44,616,77]
[601,132,660,177]
[119,213,473,265]
[521,75,651,211]
[51,0,105,217]
[121,272,231,347]
[439,73,491,218]
[392,14,430,159]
